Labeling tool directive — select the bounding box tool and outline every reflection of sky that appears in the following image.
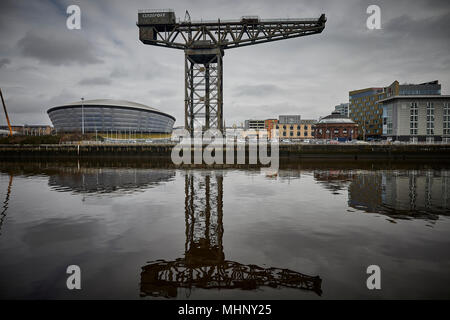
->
[0,168,450,299]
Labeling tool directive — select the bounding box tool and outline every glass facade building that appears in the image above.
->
[47,99,175,134]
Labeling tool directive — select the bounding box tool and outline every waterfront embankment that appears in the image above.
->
[1,143,450,161]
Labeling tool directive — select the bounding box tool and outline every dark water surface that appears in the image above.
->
[0,160,449,299]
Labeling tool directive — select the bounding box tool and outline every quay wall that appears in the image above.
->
[1,144,450,161]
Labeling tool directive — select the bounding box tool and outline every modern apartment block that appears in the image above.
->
[349,80,441,139]
[334,103,349,117]
[380,95,450,142]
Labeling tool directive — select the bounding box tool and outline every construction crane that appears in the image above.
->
[137,10,326,136]
[0,88,13,136]
[140,173,322,298]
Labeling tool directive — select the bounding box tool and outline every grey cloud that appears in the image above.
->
[1,0,450,126]
[382,12,450,41]
[17,31,103,66]
[110,68,128,78]
[0,58,11,68]
[78,77,112,86]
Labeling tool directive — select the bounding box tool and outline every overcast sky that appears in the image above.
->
[0,0,449,127]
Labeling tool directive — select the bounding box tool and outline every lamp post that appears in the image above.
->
[81,97,85,135]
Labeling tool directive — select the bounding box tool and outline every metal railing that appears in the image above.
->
[185,17,320,24]
[138,9,174,13]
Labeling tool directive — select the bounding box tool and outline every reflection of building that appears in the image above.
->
[48,168,175,194]
[380,95,450,142]
[47,99,175,134]
[140,171,322,298]
[314,111,358,140]
[349,80,441,139]
[348,170,450,219]
[313,170,354,194]
[348,172,383,212]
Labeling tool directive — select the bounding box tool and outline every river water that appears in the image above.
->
[0,160,449,299]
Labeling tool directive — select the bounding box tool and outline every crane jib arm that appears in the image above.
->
[137,11,326,50]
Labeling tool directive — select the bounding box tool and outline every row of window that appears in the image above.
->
[282,131,314,137]
[317,128,355,135]
[444,103,450,135]
[426,102,435,135]
[410,102,418,135]
[276,125,312,130]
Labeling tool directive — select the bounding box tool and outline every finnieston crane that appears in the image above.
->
[137,10,326,136]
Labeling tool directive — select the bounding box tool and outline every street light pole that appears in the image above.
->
[81,97,85,135]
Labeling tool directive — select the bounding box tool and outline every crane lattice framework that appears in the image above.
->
[137,9,326,136]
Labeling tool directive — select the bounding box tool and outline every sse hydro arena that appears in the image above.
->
[47,99,175,137]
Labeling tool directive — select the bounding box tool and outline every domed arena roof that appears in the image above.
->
[50,99,157,112]
[318,111,356,124]
[47,99,175,120]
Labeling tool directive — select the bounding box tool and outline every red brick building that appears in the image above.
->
[314,111,359,140]
[265,119,278,139]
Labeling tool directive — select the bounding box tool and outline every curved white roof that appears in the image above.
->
[318,111,356,125]
[53,99,160,112]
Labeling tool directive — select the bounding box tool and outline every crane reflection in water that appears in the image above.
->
[140,171,323,298]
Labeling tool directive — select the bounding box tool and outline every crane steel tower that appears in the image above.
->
[137,9,326,136]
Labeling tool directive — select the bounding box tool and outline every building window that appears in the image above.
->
[427,102,434,135]
[410,102,418,135]
[297,132,300,136]
[290,125,294,130]
[304,125,308,130]
[334,129,339,134]
[283,132,286,136]
[383,104,393,135]
[290,132,293,136]
[444,103,450,135]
